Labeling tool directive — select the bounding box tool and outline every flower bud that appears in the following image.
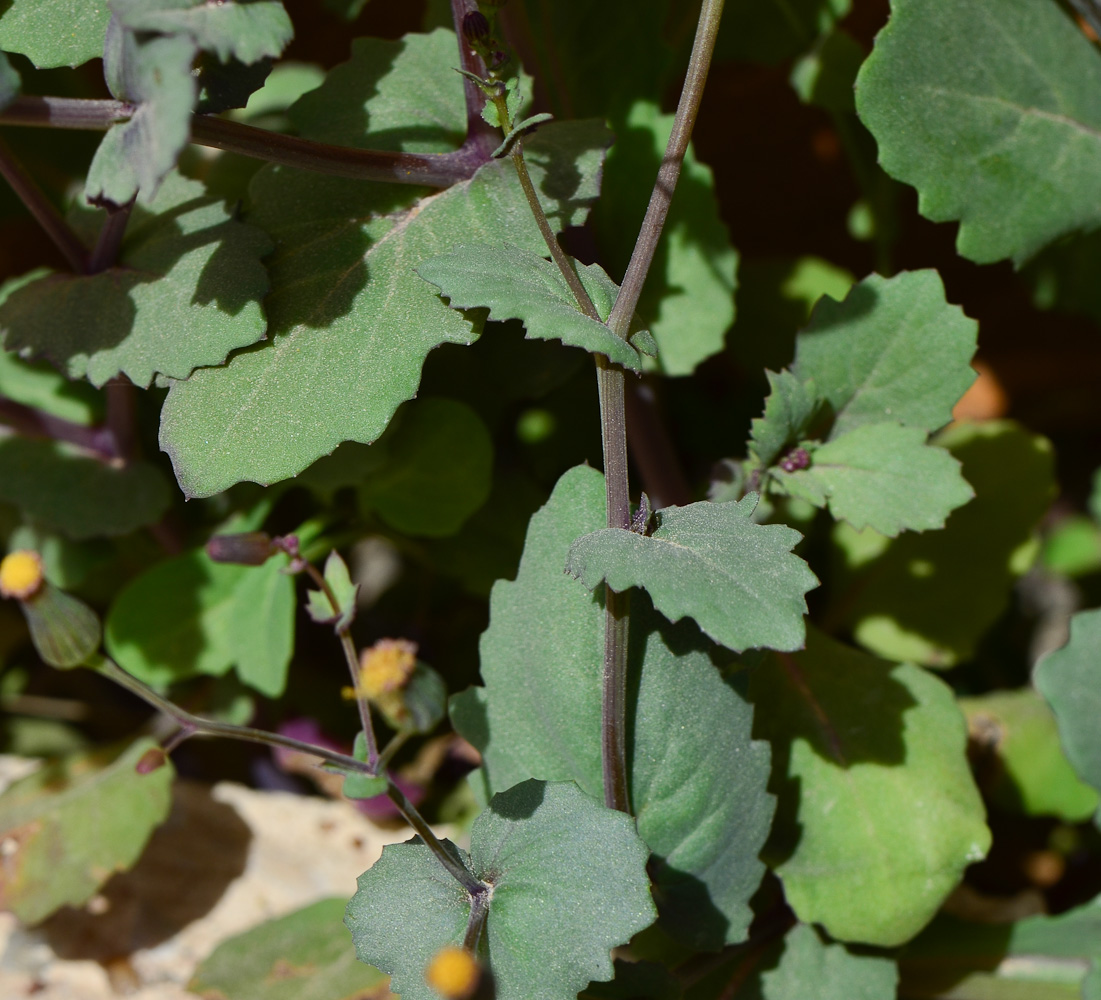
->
[425,945,480,1000]
[462,10,491,44]
[2,549,101,669]
[0,550,44,600]
[206,531,276,566]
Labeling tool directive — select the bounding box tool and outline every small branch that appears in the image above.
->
[0,136,88,272]
[93,655,484,894]
[601,588,631,812]
[0,398,119,460]
[303,560,379,771]
[0,95,132,130]
[606,0,726,340]
[188,114,485,187]
[463,882,492,951]
[87,198,134,274]
[104,378,139,463]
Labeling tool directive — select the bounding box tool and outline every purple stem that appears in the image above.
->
[87,198,134,274]
[0,398,119,460]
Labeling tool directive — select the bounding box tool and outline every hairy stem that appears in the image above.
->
[93,655,482,893]
[303,561,379,771]
[0,136,88,272]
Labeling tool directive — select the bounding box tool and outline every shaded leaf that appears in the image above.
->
[0,0,110,69]
[829,421,1055,667]
[190,897,391,1000]
[750,629,991,946]
[567,495,817,654]
[0,437,170,539]
[346,780,656,1000]
[0,172,271,388]
[774,423,974,536]
[159,34,609,497]
[1035,608,1101,797]
[959,688,1099,822]
[86,31,197,206]
[593,100,738,376]
[790,28,864,113]
[755,924,897,1000]
[105,544,294,697]
[452,466,776,949]
[749,369,821,468]
[0,51,19,110]
[716,0,851,64]
[792,270,977,439]
[21,581,102,668]
[113,0,293,64]
[418,244,646,371]
[0,349,103,426]
[0,738,174,924]
[855,0,1101,265]
[359,397,493,538]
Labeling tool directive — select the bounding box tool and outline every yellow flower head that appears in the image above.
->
[0,550,45,601]
[358,638,418,700]
[425,945,480,999]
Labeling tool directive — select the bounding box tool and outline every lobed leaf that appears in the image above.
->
[566,495,818,654]
[0,172,271,388]
[774,423,974,536]
[160,108,608,495]
[452,466,776,948]
[345,780,656,1000]
[758,924,897,1000]
[190,897,390,1000]
[1035,608,1101,797]
[113,0,293,65]
[0,738,174,924]
[0,0,110,69]
[418,244,646,371]
[86,31,197,206]
[749,369,821,468]
[105,544,294,697]
[0,437,170,539]
[829,421,1055,667]
[751,629,991,946]
[855,0,1101,265]
[792,271,976,439]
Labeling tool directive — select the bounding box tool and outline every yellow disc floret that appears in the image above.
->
[425,945,480,999]
[0,550,45,601]
[358,638,418,699]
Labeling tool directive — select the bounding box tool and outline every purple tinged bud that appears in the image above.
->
[779,447,811,473]
[136,748,168,775]
[462,10,491,43]
[206,532,276,566]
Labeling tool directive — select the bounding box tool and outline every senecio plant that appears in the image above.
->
[5,0,1101,997]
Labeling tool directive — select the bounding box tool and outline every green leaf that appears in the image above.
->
[790,28,864,113]
[592,100,738,375]
[0,0,110,68]
[305,550,359,630]
[190,897,390,1000]
[0,349,103,425]
[958,688,1099,822]
[0,51,19,110]
[716,0,851,64]
[792,270,977,438]
[830,421,1056,667]
[756,924,897,1000]
[750,629,991,946]
[105,544,295,697]
[855,0,1101,265]
[418,244,646,371]
[0,437,170,539]
[1036,608,1101,797]
[287,30,465,151]
[0,738,174,924]
[567,495,817,654]
[113,0,293,64]
[345,780,656,1000]
[323,0,370,19]
[358,397,493,538]
[342,733,388,800]
[773,423,974,536]
[0,172,271,388]
[749,369,822,468]
[452,466,776,949]
[900,899,1101,1000]
[21,581,102,668]
[160,110,607,497]
[86,31,197,206]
